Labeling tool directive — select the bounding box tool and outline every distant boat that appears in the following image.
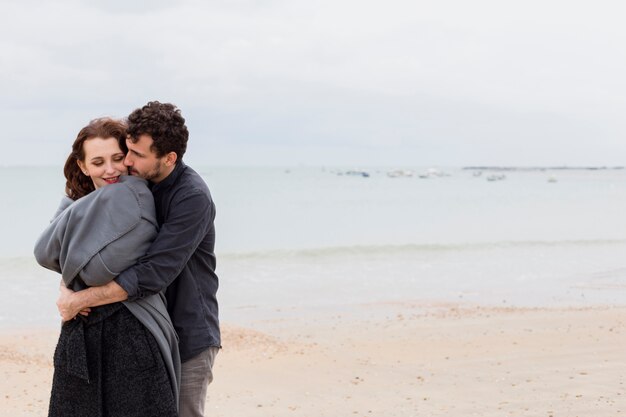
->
[342,170,370,178]
[486,174,506,181]
[473,171,482,177]
[548,176,557,183]
[418,168,448,179]
[387,169,414,178]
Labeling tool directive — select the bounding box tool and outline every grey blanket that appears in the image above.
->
[34,175,181,406]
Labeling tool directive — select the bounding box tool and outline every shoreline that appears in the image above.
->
[2,302,625,416]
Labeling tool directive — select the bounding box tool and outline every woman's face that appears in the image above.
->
[77,137,127,190]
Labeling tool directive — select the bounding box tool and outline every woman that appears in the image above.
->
[34,118,179,417]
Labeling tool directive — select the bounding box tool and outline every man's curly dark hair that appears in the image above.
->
[127,101,189,160]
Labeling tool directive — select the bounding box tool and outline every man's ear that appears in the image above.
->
[164,151,178,167]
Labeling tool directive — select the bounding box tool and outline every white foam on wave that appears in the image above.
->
[217,239,626,260]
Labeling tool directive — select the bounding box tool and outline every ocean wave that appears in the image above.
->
[217,239,626,260]
[7,238,626,264]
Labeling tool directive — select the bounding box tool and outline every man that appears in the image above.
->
[57,101,220,417]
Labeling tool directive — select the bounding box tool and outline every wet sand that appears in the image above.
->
[2,303,625,416]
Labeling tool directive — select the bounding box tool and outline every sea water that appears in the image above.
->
[2,166,626,328]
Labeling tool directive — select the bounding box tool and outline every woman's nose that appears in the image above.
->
[104,162,117,174]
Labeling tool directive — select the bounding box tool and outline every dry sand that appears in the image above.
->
[2,303,625,416]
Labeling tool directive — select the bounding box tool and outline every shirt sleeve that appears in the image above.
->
[114,190,214,300]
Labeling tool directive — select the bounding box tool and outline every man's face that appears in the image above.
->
[124,134,167,183]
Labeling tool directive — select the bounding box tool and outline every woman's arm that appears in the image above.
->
[35,177,157,288]
[33,197,74,274]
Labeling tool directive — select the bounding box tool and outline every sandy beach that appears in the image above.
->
[2,302,625,417]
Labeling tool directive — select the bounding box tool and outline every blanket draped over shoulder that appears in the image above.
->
[34,175,181,406]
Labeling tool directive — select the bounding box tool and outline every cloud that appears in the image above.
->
[1,0,626,166]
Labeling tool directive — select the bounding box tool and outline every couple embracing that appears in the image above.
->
[34,101,220,417]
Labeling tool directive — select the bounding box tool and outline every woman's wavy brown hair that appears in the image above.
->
[63,118,128,200]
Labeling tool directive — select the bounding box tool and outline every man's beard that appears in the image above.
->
[132,161,161,181]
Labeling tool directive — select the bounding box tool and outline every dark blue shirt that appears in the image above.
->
[115,162,220,362]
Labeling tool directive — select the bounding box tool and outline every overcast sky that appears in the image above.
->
[2,0,626,167]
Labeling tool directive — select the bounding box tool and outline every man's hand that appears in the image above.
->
[56,281,128,322]
[56,284,91,322]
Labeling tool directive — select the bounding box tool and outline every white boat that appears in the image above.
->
[387,169,414,178]
[418,168,448,179]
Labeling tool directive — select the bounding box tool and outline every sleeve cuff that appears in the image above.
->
[114,270,140,301]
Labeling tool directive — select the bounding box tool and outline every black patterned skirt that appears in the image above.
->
[48,303,177,417]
